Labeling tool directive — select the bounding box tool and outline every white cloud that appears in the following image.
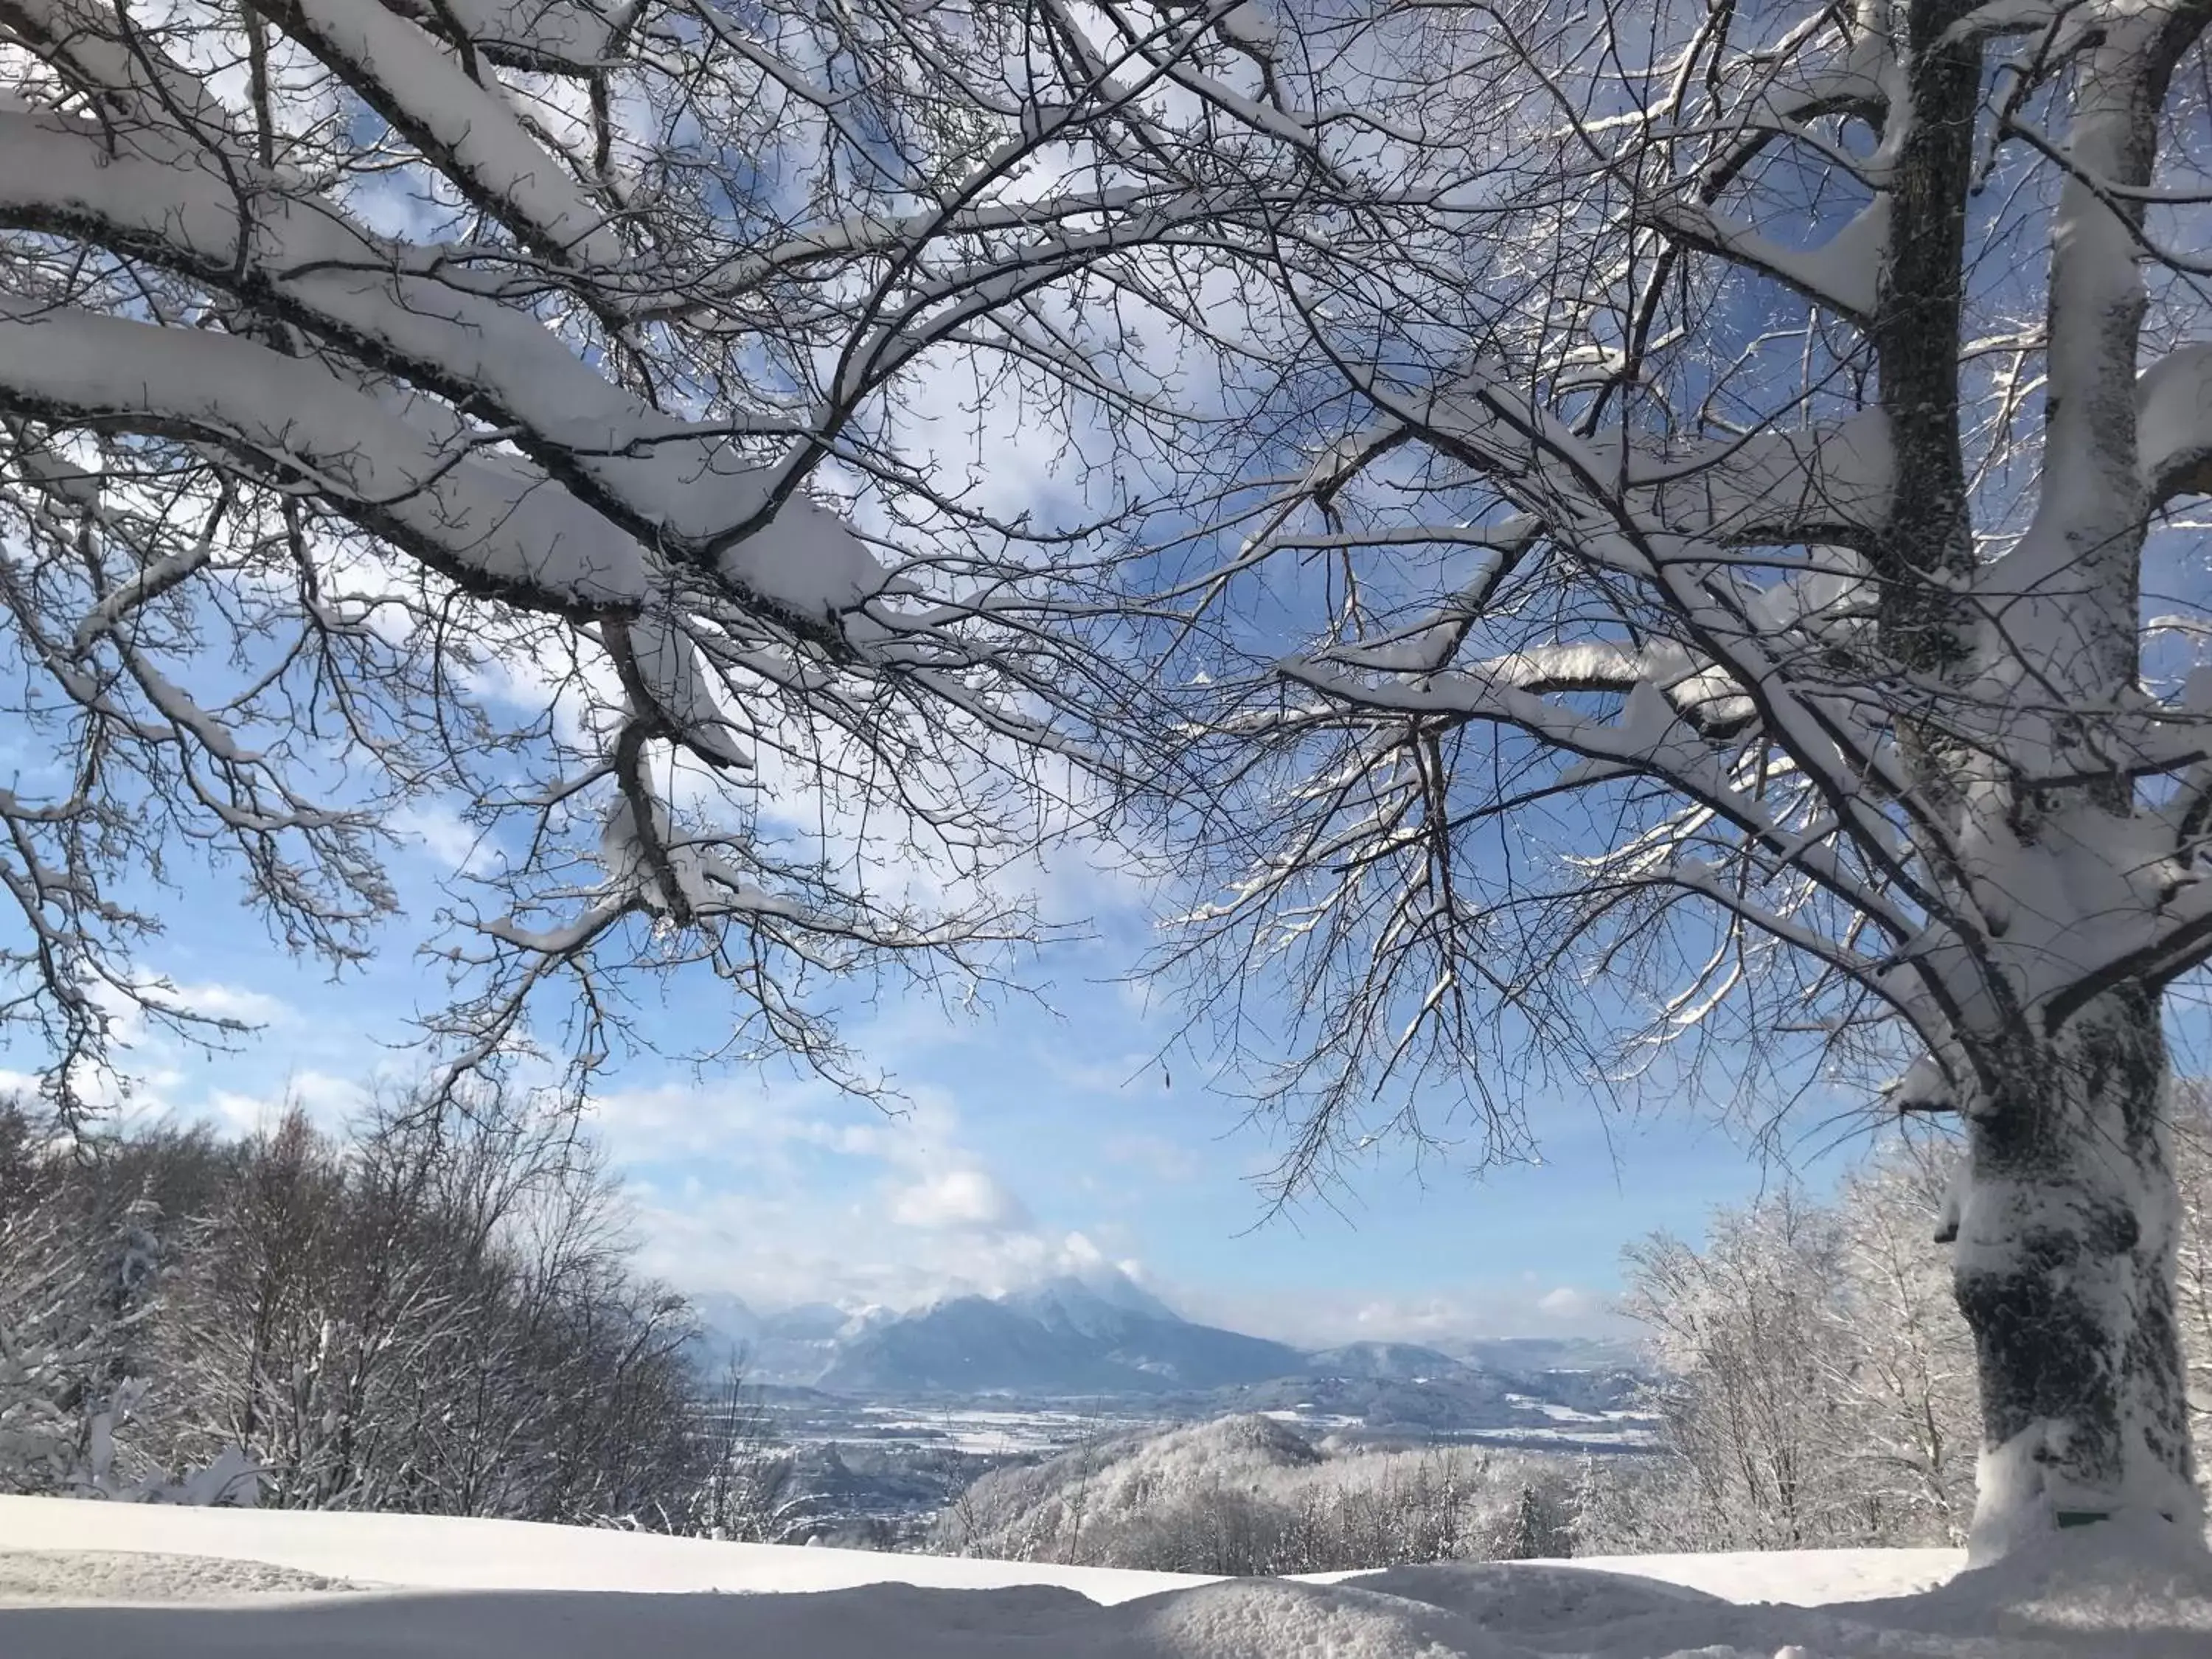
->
[166,981,293,1026]
[588,1071,924,1169]
[591,1079,802,1161]
[390,801,498,874]
[201,1068,374,1135]
[891,1166,1032,1232]
[599,1073,1095,1310]
[627,1168,1135,1313]
[1537,1284,1600,1320]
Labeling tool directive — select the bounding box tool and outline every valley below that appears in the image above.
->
[690,1274,1659,1547]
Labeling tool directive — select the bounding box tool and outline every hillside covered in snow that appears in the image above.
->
[930,1412,1580,1572]
[1,1493,2206,1658]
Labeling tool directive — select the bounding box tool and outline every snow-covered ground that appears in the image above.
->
[0,1497,1205,1603]
[0,1495,2205,1658]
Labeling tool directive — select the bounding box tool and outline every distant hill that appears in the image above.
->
[1439,1335,1643,1372]
[1299,1341,1465,1382]
[925,1413,1563,1571]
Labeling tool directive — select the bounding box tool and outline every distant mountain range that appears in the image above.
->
[685,1270,1641,1412]
[818,1284,1308,1396]
[685,1293,857,1386]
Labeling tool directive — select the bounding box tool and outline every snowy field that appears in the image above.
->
[0,1496,2207,1657]
[845,1402,1169,1457]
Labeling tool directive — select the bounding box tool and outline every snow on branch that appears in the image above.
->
[1607,412,1893,547]
[379,0,622,73]
[1404,363,1892,552]
[2140,342,2212,505]
[0,0,1279,1105]
[1649,196,1888,325]
[263,0,629,269]
[0,305,651,610]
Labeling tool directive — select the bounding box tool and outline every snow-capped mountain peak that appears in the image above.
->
[999,1267,1180,1339]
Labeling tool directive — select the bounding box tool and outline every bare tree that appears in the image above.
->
[1622,1193,1860,1550]
[690,1356,803,1543]
[1159,0,2212,1551]
[0,0,1286,1119]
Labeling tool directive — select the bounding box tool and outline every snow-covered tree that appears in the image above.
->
[0,1100,257,1502]
[932,1412,1536,1574]
[1490,1481,1572,1562]
[0,1117,98,1492]
[1617,1153,1980,1549]
[1843,1144,1981,1538]
[1163,0,2212,1554]
[1622,1192,1863,1549]
[689,1357,805,1544]
[0,0,1270,1116]
[1613,1116,2212,1550]
[2,1087,710,1520]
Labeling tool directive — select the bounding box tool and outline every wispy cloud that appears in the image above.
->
[165,981,294,1026]
[1171,1279,1632,1349]
[1102,1132,1202,1184]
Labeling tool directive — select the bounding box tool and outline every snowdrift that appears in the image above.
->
[1,1495,2206,1658]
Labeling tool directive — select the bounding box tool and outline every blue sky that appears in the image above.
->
[0,344,1887,1352]
[15,13,2212,1359]
[0,87,1913,1353]
[0,801,1876,1351]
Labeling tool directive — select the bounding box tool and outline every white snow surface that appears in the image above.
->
[0,1496,1205,1603]
[1,1496,2208,1658]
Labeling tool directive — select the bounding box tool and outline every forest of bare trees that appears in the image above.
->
[0,1088,727,1526]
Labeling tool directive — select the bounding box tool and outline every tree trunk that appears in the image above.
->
[1952,986,2200,1557]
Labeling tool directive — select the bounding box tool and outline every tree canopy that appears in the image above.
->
[12,0,2212,1553]
[0,0,1284,1115]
